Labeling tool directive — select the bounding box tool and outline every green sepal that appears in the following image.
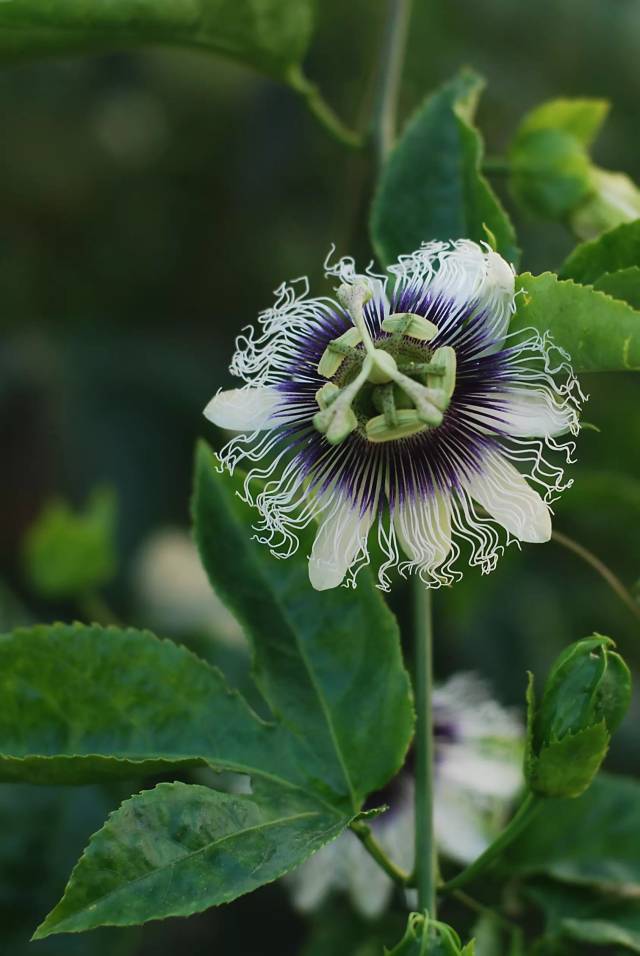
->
[535,635,631,747]
[507,98,609,221]
[529,722,610,798]
[509,128,592,220]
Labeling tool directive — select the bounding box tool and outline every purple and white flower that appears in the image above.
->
[204,240,583,591]
[288,673,524,918]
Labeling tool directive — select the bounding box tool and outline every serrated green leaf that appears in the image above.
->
[0,622,310,793]
[192,441,414,811]
[34,780,348,938]
[0,0,314,81]
[505,772,640,892]
[511,271,640,372]
[560,220,640,284]
[370,68,518,267]
[22,488,117,599]
[530,722,609,798]
[593,267,640,310]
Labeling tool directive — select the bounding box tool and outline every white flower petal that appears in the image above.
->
[427,241,515,350]
[308,495,375,591]
[434,779,500,864]
[203,387,285,432]
[394,490,452,574]
[463,388,575,439]
[464,450,551,543]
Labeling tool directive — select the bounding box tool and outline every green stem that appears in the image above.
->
[452,889,522,937]
[483,156,511,176]
[288,66,363,150]
[350,820,411,886]
[371,0,414,169]
[440,793,543,894]
[414,582,437,916]
[551,529,640,624]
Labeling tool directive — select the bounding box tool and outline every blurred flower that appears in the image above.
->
[289,673,524,918]
[204,240,582,592]
[131,528,244,645]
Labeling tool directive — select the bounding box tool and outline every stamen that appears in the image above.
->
[381,312,438,341]
[317,327,363,379]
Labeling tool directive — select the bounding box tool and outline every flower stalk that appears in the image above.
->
[413,582,437,916]
[439,792,543,894]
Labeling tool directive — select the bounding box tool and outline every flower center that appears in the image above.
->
[313,282,457,445]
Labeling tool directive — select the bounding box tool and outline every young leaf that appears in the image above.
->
[0,623,309,792]
[560,220,640,285]
[511,271,640,372]
[22,488,117,599]
[34,781,348,938]
[370,68,518,268]
[192,441,414,811]
[0,0,314,81]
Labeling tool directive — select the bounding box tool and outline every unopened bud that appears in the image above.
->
[526,634,631,798]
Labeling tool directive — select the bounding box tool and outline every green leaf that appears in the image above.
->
[560,220,640,285]
[192,441,414,811]
[370,68,518,268]
[34,780,348,938]
[505,772,640,893]
[511,271,640,372]
[0,0,314,81]
[0,622,308,791]
[528,881,640,954]
[593,267,640,310]
[22,488,117,599]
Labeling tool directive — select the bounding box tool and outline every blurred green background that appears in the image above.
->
[1,0,639,952]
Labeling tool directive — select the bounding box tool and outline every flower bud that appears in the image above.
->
[526,635,631,798]
[384,914,475,955]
